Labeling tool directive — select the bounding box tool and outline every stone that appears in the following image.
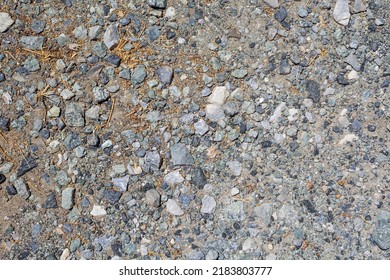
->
[131,65,147,85]
[102,189,122,204]
[353,0,366,13]
[345,53,361,71]
[105,54,121,67]
[187,249,205,260]
[20,36,45,50]
[93,87,110,103]
[65,103,85,127]
[103,24,119,50]
[156,66,174,85]
[89,26,102,40]
[23,56,40,72]
[17,157,38,177]
[146,25,160,42]
[0,12,14,32]
[60,89,75,100]
[253,203,273,226]
[333,0,350,26]
[55,170,70,186]
[146,189,161,207]
[297,6,309,18]
[306,80,321,103]
[205,250,219,260]
[264,0,279,8]
[43,192,58,209]
[147,0,167,9]
[0,174,6,184]
[372,220,390,250]
[194,119,209,136]
[112,175,129,192]
[170,143,194,166]
[225,201,245,221]
[274,7,287,22]
[208,86,229,105]
[227,161,242,177]
[62,187,75,210]
[14,178,31,200]
[201,195,216,213]
[191,167,207,188]
[47,106,61,118]
[205,104,225,122]
[72,26,87,40]
[242,238,257,251]
[144,151,162,171]
[164,171,184,185]
[90,205,107,217]
[166,199,184,216]
[231,68,248,79]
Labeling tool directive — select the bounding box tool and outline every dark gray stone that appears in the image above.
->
[131,65,147,85]
[17,157,38,177]
[105,54,121,67]
[306,80,321,103]
[191,167,207,188]
[6,185,17,196]
[64,132,81,150]
[146,25,160,42]
[65,103,85,127]
[372,220,390,250]
[43,192,58,209]
[275,7,287,22]
[31,19,46,34]
[146,0,167,9]
[170,143,194,166]
[102,189,122,204]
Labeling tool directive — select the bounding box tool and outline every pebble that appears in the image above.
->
[191,167,207,188]
[102,189,122,204]
[103,24,119,50]
[166,199,184,216]
[60,89,75,100]
[0,12,14,32]
[274,7,287,22]
[306,80,321,103]
[205,249,219,260]
[144,151,162,171]
[170,143,194,166]
[194,119,209,135]
[187,250,205,260]
[61,187,75,210]
[1,174,6,184]
[264,0,279,8]
[20,36,45,50]
[47,106,61,118]
[17,157,38,177]
[225,201,245,221]
[42,192,58,209]
[201,195,216,214]
[353,0,367,13]
[146,25,160,42]
[146,189,161,208]
[227,161,242,177]
[231,68,248,79]
[253,203,273,226]
[156,66,174,85]
[90,205,107,217]
[14,178,31,200]
[65,103,85,127]
[147,0,167,9]
[131,65,147,85]
[112,175,129,192]
[164,171,184,185]
[372,220,390,250]
[333,0,350,26]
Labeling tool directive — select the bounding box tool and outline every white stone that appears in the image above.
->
[227,161,242,177]
[205,104,225,121]
[264,0,279,8]
[231,187,240,196]
[166,199,184,216]
[194,119,209,135]
[242,238,257,251]
[0,12,14,33]
[353,0,367,13]
[90,205,107,217]
[208,86,229,105]
[201,195,216,213]
[112,175,129,192]
[333,0,351,26]
[165,7,176,18]
[347,70,359,80]
[60,248,70,260]
[339,134,358,145]
[270,102,286,122]
[60,89,75,100]
[164,170,184,185]
[47,106,61,118]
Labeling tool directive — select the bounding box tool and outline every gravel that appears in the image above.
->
[0,0,388,261]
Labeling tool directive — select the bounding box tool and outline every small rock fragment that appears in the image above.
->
[65,103,85,127]
[14,178,31,200]
[170,143,194,166]
[156,66,174,85]
[112,175,129,192]
[91,205,107,217]
[0,12,14,33]
[103,24,119,50]
[17,157,38,177]
[333,0,350,26]
[62,187,75,210]
[146,189,161,208]
[147,0,167,9]
[201,195,216,213]
[167,199,184,216]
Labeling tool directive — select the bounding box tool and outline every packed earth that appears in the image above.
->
[0,0,389,260]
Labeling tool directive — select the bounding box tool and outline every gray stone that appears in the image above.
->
[253,203,273,226]
[242,238,257,251]
[61,187,75,210]
[187,249,205,260]
[274,6,287,22]
[93,87,110,103]
[89,26,102,40]
[227,161,242,177]
[156,66,174,85]
[103,24,119,50]
[170,143,194,166]
[146,25,160,42]
[55,170,70,186]
[225,201,245,221]
[42,192,58,209]
[353,0,366,13]
[205,104,225,122]
[0,12,14,32]
[60,89,75,100]
[70,239,81,253]
[201,195,216,214]
[31,19,45,34]
[293,228,304,248]
[102,189,122,204]
[164,171,184,185]
[231,68,248,79]
[146,189,161,208]
[147,0,167,9]
[194,119,209,136]
[112,175,129,192]
[297,6,309,18]
[92,42,107,58]
[119,68,131,80]
[191,167,207,188]
[205,249,219,260]
[73,26,87,40]
[372,220,390,250]
[144,151,162,171]
[166,199,184,216]
[20,36,45,50]
[65,103,85,127]
[131,65,147,85]
[64,132,81,150]
[306,80,321,103]
[264,0,279,8]
[14,178,31,200]
[333,0,350,26]
[345,53,361,71]
[17,157,37,177]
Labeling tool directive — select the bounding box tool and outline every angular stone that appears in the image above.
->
[90,205,106,217]
[0,12,14,32]
[146,189,161,208]
[373,220,390,250]
[14,178,31,200]
[17,157,38,177]
[103,24,119,50]
[131,65,147,85]
[227,161,242,177]
[333,0,350,26]
[170,143,194,166]
[264,0,279,8]
[253,203,273,226]
[144,151,162,171]
[146,0,167,9]
[62,187,75,210]
[205,104,225,122]
[112,175,129,192]
[191,167,207,188]
[102,189,122,204]
[65,103,85,127]
[43,192,58,209]
[231,68,248,79]
[166,199,184,216]
[345,53,362,72]
[208,86,229,105]
[20,36,45,50]
[306,80,321,103]
[225,201,245,221]
[201,195,216,213]
[156,66,174,85]
[194,119,209,136]
[164,171,184,186]
[353,0,366,13]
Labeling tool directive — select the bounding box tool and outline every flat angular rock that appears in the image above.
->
[164,171,184,185]
[20,36,45,50]
[205,104,225,122]
[306,80,321,103]
[166,199,184,216]
[264,0,279,8]
[17,157,38,177]
[194,119,209,136]
[103,24,119,50]
[208,86,229,105]
[112,175,129,192]
[191,167,207,188]
[65,103,85,127]
[373,220,390,250]
[90,205,106,217]
[353,0,367,13]
[102,189,122,204]
[170,143,194,166]
[156,66,173,85]
[131,65,147,85]
[225,201,245,221]
[144,151,162,171]
[0,12,14,33]
[253,203,273,226]
[201,195,216,213]
[43,192,58,209]
[146,189,161,208]
[147,0,167,9]
[14,178,31,200]
[333,0,350,26]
